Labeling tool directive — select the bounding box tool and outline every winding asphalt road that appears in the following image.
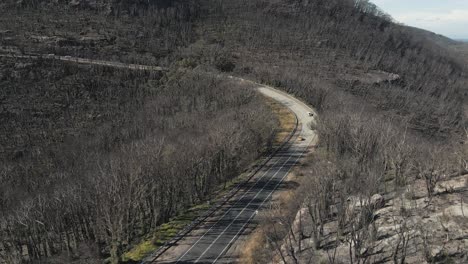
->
[151,82,318,263]
[3,52,317,263]
[0,53,165,71]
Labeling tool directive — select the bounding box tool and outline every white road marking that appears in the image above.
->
[194,153,296,262]
[212,142,312,263]
[175,148,296,262]
[179,87,317,262]
[195,144,307,263]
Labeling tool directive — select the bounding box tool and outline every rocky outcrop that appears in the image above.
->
[343,70,401,85]
[370,194,386,210]
[13,0,188,12]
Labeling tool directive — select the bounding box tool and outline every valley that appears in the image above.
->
[0,0,467,263]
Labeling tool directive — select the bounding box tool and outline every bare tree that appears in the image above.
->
[391,208,414,264]
[415,145,449,201]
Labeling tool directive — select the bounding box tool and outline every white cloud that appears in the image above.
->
[396,9,468,23]
[370,0,468,38]
[394,9,468,38]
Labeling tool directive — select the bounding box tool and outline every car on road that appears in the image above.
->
[308,112,314,117]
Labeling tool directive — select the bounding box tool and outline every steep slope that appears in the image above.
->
[0,0,199,65]
[1,0,467,263]
[0,59,277,263]
[189,0,466,137]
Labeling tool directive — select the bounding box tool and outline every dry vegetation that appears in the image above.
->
[262,96,297,145]
[243,116,467,263]
[451,42,468,67]
[0,0,199,65]
[1,0,468,263]
[0,57,277,263]
[195,0,467,263]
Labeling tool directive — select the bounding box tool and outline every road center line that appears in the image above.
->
[194,145,304,263]
[212,143,311,263]
[175,142,297,262]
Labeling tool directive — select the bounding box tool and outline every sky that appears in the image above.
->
[371,0,468,39]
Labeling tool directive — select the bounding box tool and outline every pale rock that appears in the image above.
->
[371,194,385,210]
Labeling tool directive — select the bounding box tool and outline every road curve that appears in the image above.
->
[2,51,317,262]
[0,53,166,71]
[151,80,318,264]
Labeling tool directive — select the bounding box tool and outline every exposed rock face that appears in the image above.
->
[343,70,401,84]
[69,0,82,7]
[370,194,385,210]
[69,0,98,8]
[12,0,184,10]
[367,70,401,84]
[14,62,33,69]
[346,194,385,211]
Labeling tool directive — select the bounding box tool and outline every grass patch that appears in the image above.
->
[123,241,156,262]
[122,175,250,262]
[122,203,210,262]
[122,96,296,262]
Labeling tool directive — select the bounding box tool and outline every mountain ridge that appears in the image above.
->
[0,0,467,263]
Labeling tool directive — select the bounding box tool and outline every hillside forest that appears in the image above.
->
[0,0,467,263]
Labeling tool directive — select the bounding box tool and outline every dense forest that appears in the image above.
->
[1,0,467,263]
[0,0,199,65]
[197,0,466,262]
[0,57,276,263]
[197,0,466,137]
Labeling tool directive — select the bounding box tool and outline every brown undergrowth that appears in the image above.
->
[262,95,297,145]
[240,132,317,264]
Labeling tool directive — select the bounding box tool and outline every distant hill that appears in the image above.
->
[406,26,459,47]
[451,41,468,66]
[405,28,467,67]
[1,1,468,263]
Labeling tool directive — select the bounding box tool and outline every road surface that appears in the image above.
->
[2,51,317,262]
[0,53,166,71]
[150,81,318,263]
